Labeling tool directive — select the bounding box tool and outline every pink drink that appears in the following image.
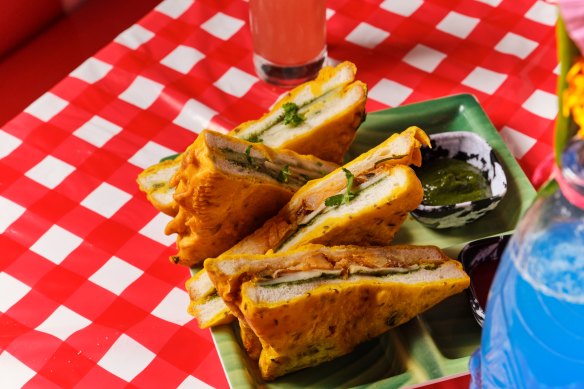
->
[249,0,327,86]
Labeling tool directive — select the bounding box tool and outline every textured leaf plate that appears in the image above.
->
[210,94,536,388]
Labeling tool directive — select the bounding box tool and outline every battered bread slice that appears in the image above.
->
[186,127,431,328]
[166,130,337,266]
[137,61,366,215]
[205,244,470,380]
[225,127,429,255]
[136,155,182,216]
[231,61,366,164]
[269,164,424,253]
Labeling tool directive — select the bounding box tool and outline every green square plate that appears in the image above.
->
[210,94,536,388]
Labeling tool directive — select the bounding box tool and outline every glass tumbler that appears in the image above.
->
[249,0,327,87]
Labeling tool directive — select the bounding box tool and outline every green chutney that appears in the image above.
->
[417,158,491,206]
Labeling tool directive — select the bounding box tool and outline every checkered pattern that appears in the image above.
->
[0,0,558,387]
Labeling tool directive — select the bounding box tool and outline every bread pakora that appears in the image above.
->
[166,130,337,267]
[136,154,182,216]
[205,244,470,380]
[187,127,431,328]
[137,61,366,215]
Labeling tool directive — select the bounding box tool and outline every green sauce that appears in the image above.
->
[417,158,491,206]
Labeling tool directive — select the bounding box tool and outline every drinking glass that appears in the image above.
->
[249,0,327,87]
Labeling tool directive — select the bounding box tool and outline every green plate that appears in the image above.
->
[210,94,536,388]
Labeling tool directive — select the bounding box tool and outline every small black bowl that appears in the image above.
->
[411,131,508,229]
[458,234,511,327]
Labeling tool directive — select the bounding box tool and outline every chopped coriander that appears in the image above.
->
[324,194,344,207]
[278,165,291,183]
[245,145,254,165]
[324,168,356,207]
[300,174,311,182]
[282,102,305,127]
[247,134,262,143]
[341,168,356,202]
[277,165,291,183]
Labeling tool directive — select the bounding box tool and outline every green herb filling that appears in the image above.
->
[325,168,356,207]
[282,102,306,127]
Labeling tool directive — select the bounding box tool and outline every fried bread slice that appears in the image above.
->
[205,244,470,380]
[137,61,366,215]
[225,127,429,255]
[165,130,337,266]
[136,155,182,216]
[232,62,366,164]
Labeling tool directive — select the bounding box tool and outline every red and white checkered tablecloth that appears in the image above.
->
[0,0,558,387]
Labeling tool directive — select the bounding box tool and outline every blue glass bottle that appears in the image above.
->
[470,138,584,388]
